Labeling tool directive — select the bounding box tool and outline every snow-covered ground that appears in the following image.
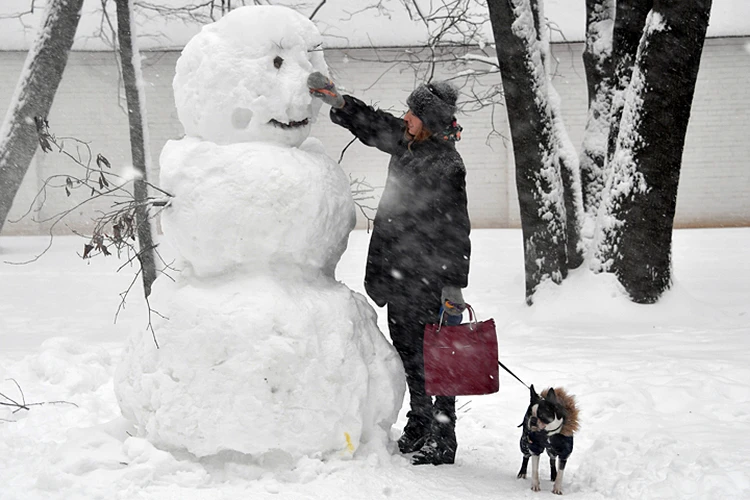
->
[1,228,748,499]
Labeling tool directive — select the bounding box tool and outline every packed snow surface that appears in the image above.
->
[1,228,748,499]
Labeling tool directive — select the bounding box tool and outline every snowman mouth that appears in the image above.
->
[269,118,310,129]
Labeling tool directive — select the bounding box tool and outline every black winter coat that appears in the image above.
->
[331,95,471,307]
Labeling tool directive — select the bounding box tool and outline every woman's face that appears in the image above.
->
[404,110,423,137]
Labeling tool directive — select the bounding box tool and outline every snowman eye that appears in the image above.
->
[274,56,284,69]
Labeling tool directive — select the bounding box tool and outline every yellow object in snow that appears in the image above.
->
[344,432,355,453]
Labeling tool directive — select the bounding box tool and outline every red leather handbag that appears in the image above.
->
[423,305,499,396]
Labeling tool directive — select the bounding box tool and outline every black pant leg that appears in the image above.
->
[388,301,430,416]
[434,395,456,419]
[387,283,441,417]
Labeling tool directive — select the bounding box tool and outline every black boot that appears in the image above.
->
[398,410,432,453]
[412,407,457,465]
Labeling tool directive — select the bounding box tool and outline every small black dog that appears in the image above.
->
[517,385,579,495]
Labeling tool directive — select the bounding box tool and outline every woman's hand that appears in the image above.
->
[307,72,345,109]
[441,286,466,315]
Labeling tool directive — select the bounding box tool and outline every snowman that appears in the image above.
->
[114,5,405,461]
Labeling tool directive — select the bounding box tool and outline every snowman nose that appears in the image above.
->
[285,76,315,113]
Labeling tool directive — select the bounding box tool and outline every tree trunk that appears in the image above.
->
[115,0,157,297]
[487,0,581,303]
[536,1,585,272]
[579,0,615,228]
[605,0,652,164]
[594,0,712,303]
[0,0,84,234]
[589,0,651,275]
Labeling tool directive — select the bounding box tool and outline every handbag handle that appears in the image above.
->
[436,303,477,333]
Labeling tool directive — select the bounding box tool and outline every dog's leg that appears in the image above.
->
[549,456,557,481]
[517,456,529,479]
[531,455,541,491]
[552,458,567,495]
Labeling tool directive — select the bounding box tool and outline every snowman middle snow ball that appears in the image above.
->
[114,5,405,461]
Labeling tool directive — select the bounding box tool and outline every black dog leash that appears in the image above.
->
[498,360,529,389]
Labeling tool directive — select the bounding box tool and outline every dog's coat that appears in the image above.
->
[518,385,579,495]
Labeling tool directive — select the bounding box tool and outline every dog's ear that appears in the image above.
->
[530,384,540,403]
[545,387,559,406]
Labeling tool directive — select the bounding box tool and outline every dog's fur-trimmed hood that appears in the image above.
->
[541,387,580,437]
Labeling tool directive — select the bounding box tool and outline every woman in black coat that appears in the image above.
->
[308,73,471,465]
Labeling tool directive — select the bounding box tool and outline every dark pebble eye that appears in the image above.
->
[274,56,283,69]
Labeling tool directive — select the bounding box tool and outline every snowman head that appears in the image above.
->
[173,5,327,147]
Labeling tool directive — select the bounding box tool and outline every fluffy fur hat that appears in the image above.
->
[406,81,458,134]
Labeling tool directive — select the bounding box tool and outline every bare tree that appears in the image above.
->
[1,0,161,299]
[27,119,172,347]
[130,0,327,23]
[9,119,171,261]
[338,1,507,138]
[0,0,84,235]
[115,0,158,297]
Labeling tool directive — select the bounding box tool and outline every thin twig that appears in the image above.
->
[8,122,174,347]
[309,0,326,20]
[1,378,78,419]
[144,292,161,349]
[338,137,358,164]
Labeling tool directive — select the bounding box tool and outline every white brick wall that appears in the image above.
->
[1,37,748,235]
